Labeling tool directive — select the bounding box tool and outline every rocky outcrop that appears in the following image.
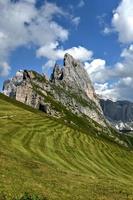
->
[49,54,105,125]
[3,70,24,97]
[50,64,64,82]
[51,54,99,106]
[100,99,133,131]
[3,54,106,126]
[63,53,97,104]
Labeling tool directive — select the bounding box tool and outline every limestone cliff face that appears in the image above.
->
[50,53,105,125]
[63,54,97,103]
[3,70,24,98]
[3,54,106,126]
[3,70,46,110]
[51,54,99,106]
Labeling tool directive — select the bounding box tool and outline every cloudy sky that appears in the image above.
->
[0,0,133,101]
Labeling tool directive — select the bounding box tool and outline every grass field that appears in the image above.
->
[0,94,133,200]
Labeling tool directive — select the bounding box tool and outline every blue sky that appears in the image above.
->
[1,0,133,101]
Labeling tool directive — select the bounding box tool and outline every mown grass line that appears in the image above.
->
[0,95,133,199]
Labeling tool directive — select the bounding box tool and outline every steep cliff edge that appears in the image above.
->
[3,54,106,126]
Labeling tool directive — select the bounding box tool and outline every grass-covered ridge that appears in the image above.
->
[0,94,133,200]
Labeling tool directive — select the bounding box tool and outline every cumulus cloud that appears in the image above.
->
[96,0,133,100]
[115,45,133,77]
[64,46,93,61]
[99,0,133,43]
[86,45,133,101]
[112,0,133,43]
[95,77,133,102]
[84,59,109,83]
[37,42,93,69]
[0,0,70,76]
[94,83,117,101]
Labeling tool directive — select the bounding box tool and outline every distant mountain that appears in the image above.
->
[100,99,133,132]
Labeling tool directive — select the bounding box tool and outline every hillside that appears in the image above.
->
[0,93,133,200]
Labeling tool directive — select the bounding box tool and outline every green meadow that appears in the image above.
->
[0,94,133,200]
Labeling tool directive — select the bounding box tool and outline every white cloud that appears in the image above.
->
[94,82,117,101]
[121,44,133,59]
[0,0,69,76]
[84,59,108,83]
[37,42,93,63]
[43,60,56,69]
[115,45,133,77]
[65,46,93,61]
[94,78,133,102]
[72,17,81,27]
[86,45,133,101]
[103,27,112,35]
[112,0,133,43]
[0,62,11,77]
[121,77,133,86]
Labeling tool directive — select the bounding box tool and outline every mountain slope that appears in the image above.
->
[3,53,106,127]
[0,93,133,200]
[101,99,133,131]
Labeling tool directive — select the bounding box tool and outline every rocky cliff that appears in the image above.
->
[100,99,133,131]
[3,53,106,126]
[51,54,99,107]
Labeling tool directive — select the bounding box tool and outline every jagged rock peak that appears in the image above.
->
[49,53,101,109]
[64,53,77,66]
[50,63,64,82]
[63,54,99,103]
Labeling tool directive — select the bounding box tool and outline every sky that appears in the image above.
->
[1,0,133,101]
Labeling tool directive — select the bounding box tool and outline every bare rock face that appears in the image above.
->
[100,99,133,131]
[3,70,24,97]
[50,54,105,125]
[16,82,41,108]
[63,54,93,91]
[51,54,100,105]
[63,54,100,106]
[50,64,64,82]
[2,54,106,126]
[51,54,95,93]
[3,70,46,111]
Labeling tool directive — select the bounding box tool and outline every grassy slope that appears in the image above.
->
[0,94,133,200]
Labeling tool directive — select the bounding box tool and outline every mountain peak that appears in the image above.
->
[2,54,105,126]
[50,54,98,102]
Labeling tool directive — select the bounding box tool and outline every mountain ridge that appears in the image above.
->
[100,99,133,131]
[3,53,133,133]
[3,53,106,127]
